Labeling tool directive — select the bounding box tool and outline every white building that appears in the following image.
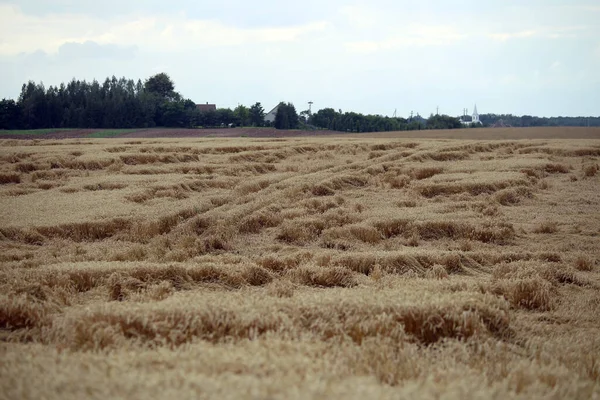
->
[264,104,280,124]
[472,104,480,124]
[461,104,481,126]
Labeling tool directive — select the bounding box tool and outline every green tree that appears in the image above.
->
[215,108,235,126]
[274,102,299,130]
[274,104,288,129]
[0,99,23,129]
[426,114,462,130]
[18,81,49,129]
[312,108,337,129]
[233,105,250,126]
[249,102,265,127]
[144,73,176,100]
[299,110,310,124]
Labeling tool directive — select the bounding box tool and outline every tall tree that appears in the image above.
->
[249,102,265,127]
[144,73,176,100]
[426,114,462,130]
[274,102,299,130]
[0,99,23,129]
[215,108,235,126]
[233,105,250,126]
[18,81,49,129]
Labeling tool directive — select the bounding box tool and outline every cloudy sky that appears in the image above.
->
[1,0,599,117]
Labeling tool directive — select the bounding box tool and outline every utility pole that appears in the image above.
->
[436,106,439,115]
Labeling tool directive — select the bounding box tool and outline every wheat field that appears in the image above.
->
[1,134,599,399]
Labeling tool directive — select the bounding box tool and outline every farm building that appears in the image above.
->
[196,103,217,113]
[264,104,280,123]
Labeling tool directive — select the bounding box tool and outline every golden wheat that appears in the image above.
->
[1,134,599,399]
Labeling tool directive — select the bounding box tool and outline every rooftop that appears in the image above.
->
[196,103,217,113]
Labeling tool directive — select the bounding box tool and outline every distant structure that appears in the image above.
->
[460,104,480,125]
[264,104,280,123]
[472,104,480,124]
[196,103,217,113]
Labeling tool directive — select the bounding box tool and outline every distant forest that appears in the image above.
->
[478,114,600,128]
[1,73,598,132]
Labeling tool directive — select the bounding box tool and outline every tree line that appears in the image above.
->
[479,114,600,128]
[1,73,597,131]
[0,73,270,130]
[307,108,462,132]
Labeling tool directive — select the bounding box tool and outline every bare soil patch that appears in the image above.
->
[2,126,600,140]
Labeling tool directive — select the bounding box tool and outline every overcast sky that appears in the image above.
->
[1,0,599,117]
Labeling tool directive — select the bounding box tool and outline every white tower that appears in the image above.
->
[472,104,480,124]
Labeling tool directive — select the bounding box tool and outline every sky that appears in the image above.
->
[1,0,599,118]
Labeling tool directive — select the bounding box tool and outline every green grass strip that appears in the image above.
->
[87,129,138,138]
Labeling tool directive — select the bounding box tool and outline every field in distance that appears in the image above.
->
[1,133,599,399]
[1,126,600,140]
